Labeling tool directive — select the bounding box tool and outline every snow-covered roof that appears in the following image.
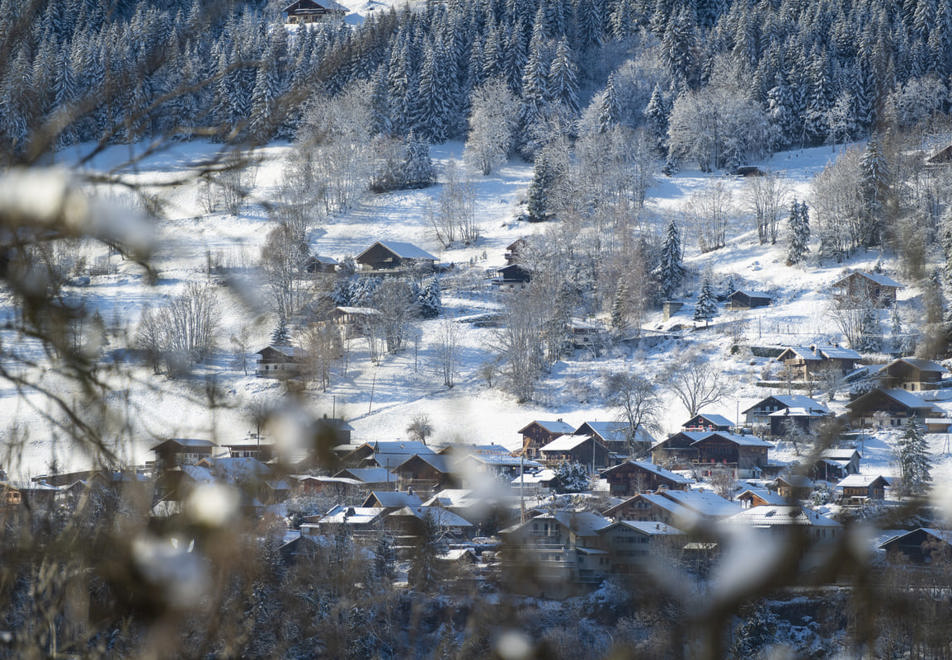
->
[686,413,734,428]
[310,255,339,265]
[837,474,890,488]
[601,460,693,485]
[318,506,386,526]
[334,467,398,484]
[459,453,540,469]
[768,407,828,418]
[358,240,438,261]
[364,490,422,508]
[539,434,597,452]
[881,357,946,374]
[511,469,556,485]
[691,431,773,448]
[737,488,787,505]
[202,457,271,483]
[335,306,381,316]
[256,344,305,358]
[816,346,861,360]
[603,520,684,536]
[422,489,475,508]
[820,448,860,461]
[292,475,363,487]
[856,388,943,412]
[151,437,217,451]
[550,511,611,536]
[179,465,215,483]
[661,490,742,518]
[520,420,575,435]
[283,0,348,13]
[392,506,474,528]
[744,394,830,415]
[575,421,642,445]
[773,474,813,488]
[834,271,902,288]
[727,505,841,528]
[778,346,823,361]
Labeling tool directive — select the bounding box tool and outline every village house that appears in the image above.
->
[361,490,422,512]
[599,460,692,497]
[492,263,531,289]
[498,512,612,591]
[510,468,557,496]
[383,506,475,544]
[593,521,686,575]
[812,448,861,481]
[726,505,842,542]
[832,271,902,308]
[223,434,274,461]
[517,419,576,459]
[771,474,815,500]
[538,434,611,474]
[726,290,771,310]
[303,506,387,539]
[603,490,740,532]
[504,238,528,264]
[289,475,363,501]
[303,254,338,274]
[682,413,734,432]
[737,487,787,508]
[423,489,519,535]
[255,344,305,378]
[743,395,830,430]
[354,240,438,272]
[332,467,399,490]
[651,431,772,478]
[880,528,952,564]
[876,358,946,391]
[283,0,347,24]
[332,306,381,338]
[776,345,861,380]
[0,482,21,509]
[392,454,456,495]
[845,388,944,428]
[151,438,218,470]
[340,440,436,471]
[573,421,655,456]
[451,451,541,483]
[837,474,890,504]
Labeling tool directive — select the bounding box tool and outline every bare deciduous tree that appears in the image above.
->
[603,371,662,455]
[372,278,416,353]
[464,78,518,176]
[406,413,434,444]
[261,222,309,323]
[435,318,460,388]
[686,180,732,253]
[301,322,342,392]
[492,290,546,403]
[431,161,478,247]
[746,171,787,245]
[667,351,727,417]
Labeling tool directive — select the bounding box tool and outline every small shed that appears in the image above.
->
[493,264,531,288]
[832,271,901,308]
[726,290,771,310]
[838,474,890,502]
[355,240,438,272]
[255,345,304,378]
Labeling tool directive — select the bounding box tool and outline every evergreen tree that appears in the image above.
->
[403,131,435,188]
[644,83,669,155]
[857,307,882,352]
[553,461,590,493]
[547,39,579,114]
[661,7,698,91]
[597,72,621,132]
[694,276,717,325]
[413,43,450,143]
[418,277,442,319]
[525,152,554,222]
[859,137,889,248]
[786,199,810,266]
[271,321,290,346]
[897,418,932,498]
[657,219,685,299]
[724,274,736,299]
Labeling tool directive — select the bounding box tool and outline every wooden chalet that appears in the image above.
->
[355,240,438,272]
[255,345,305,378]
[573,421,654,456]
[837,474,890,503]
[538,435,610,473]
[492,264,531,288]
[682,413,733,432]
[303,506,387,538]
[332,306,381,338]
[600,460,692,497]
[303,254,339,274]
[361,490,422,511]
[594,521,685,574]
[651,431,772,478]
[771,474,814,500]
[743,395,830,428]
[0,482,21,508]
[223,435,274,461]
[603,490,740,532]
[832,271,901,308]
[812,448,861,481]
[737,488,786,508]
[726,290,771,310]
[880,528,952,564]
[332,467,399,489]
[392,454,456,495]
[726,505,841,542]
[776,345,861,380]
[283,0,347,24]
[517,419,575,459]
[339,440,435,471]
[845,388,943,428]
[384,506,475,542]
[151,438,218,470]
[876,358,946,391]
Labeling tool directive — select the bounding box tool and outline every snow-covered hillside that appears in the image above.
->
[3,139,951,487]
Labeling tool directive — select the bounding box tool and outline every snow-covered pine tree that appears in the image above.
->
[786,199,810,266]
[611,280,630,331]
[517,28,550,156]
[413,43,450,143]
[271,321,290,346]
[547,39,579,115]
[250,62,279,143]
[724,274,736,299]
[553,461,590,493]
[897,418,932,498]
[597,72,621,133]
[856,306,882,352]
[418,277,442,319]
[403,131,435,188]
[525,152,554,222]
[657,219,685,299]
[644,83,669,155]
[860,136,889,247]
[694,276,717,325]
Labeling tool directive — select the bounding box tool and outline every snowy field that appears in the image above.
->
[3,137,952,488]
